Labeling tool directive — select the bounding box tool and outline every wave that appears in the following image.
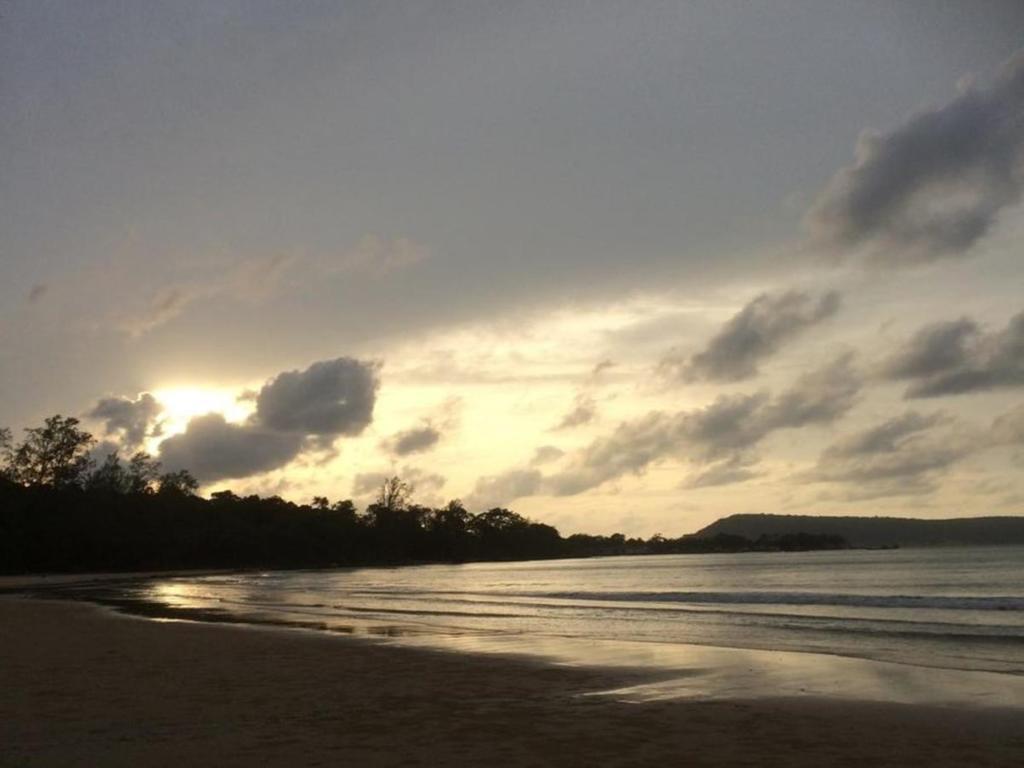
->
[536,591,1024,612]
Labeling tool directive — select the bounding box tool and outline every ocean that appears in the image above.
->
[58,545,1022,682]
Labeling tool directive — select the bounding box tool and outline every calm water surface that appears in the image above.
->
[90,546,1024,678]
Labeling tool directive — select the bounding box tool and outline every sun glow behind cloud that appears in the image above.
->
[152,386,254,438]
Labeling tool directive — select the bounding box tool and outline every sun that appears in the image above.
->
[151,386,254,439]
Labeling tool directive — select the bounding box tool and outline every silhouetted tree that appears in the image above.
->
[423,500,471,560]
[376,476,412,512]
[330,499,358,523]
[0,413,852,575]
[86,451,130,493]
[3,415,95,488]
[157,469,199,496]
[126,452,161,494]
[472,507,522,533]
[0,427,12,481]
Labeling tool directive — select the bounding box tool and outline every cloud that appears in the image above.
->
[882,311,1024,397]
[157,356,379,483]
[545,354,862,496]
[352,472,390,497]
[87,393,163,449]
[126,287,194,338]
[385,425,442,456]
[763,351,862,429]
[807,50,1024,264]
[552,359,623,431]
[88,439,124,466]
[404,467,447,494]
[326,236,429,277]
[881,318,980,380]
[227,252,297,301]
[159,413,304,483]
[806,401,1024,501]
[255,357,379,438]
[530,445,565,466]
[993,403,1024,444]
[591,359,617,378]
[466,469,543,510]
[660,290,841,382]
[544,411,690,497]
[119,253,298,337]
[381,397,460,456]
[804,411,976,498]
[684,453,760,489]
[553,394,597,430]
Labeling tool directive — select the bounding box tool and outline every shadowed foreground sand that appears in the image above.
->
[2,599,1023,767]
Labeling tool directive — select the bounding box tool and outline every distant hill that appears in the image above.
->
[696,514,1024,548]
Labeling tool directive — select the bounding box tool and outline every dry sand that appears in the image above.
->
[2,598,1022,767]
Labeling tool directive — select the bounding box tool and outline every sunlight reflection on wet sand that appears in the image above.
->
[386,633,1024,708]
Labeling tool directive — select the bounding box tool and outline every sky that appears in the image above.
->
[2,1,1024,536]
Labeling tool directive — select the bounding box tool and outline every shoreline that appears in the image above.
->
[3,597,1024,766]
[10,571,1024,708]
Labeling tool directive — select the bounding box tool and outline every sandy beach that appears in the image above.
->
[2,598,1023,767]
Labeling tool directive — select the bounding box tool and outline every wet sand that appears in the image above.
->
[2,598,1023,767]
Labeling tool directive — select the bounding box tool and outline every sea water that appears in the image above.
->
[96,546,1024,683]
[36,546,1024,704]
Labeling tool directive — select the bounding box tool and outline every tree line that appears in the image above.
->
[0,415,847,574]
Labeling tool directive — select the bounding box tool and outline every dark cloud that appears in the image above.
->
[882,311,1024,397]
[255,357,379,437]
[386,425,442,456]
[545,411,686,496]
[352,472,390,497]
[809,402,1024,500]
[87,393,163,449]
[157,356,379,483]
[87,439,123,466]
[822,411,948,457]
[466,469,543,510]
[684,454,760,489]
[881,318,980,380]
[545,354,862,496]
[404,467,447,495]
[530,445,565,466]
[674,393,771,461]
[763,352,862,429]
[807,50,1024,264]
[553,394,597,430]
[159,413,304,483]
[381,398,460,456]
[661,290,841,383]
[805,411,975,498]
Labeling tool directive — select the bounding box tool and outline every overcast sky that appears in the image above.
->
[3,1,1024,535]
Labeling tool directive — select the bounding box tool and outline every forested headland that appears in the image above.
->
[1,415,847,574]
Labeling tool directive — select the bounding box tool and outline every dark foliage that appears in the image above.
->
[0,415,849,575]
[0,481,568,573]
